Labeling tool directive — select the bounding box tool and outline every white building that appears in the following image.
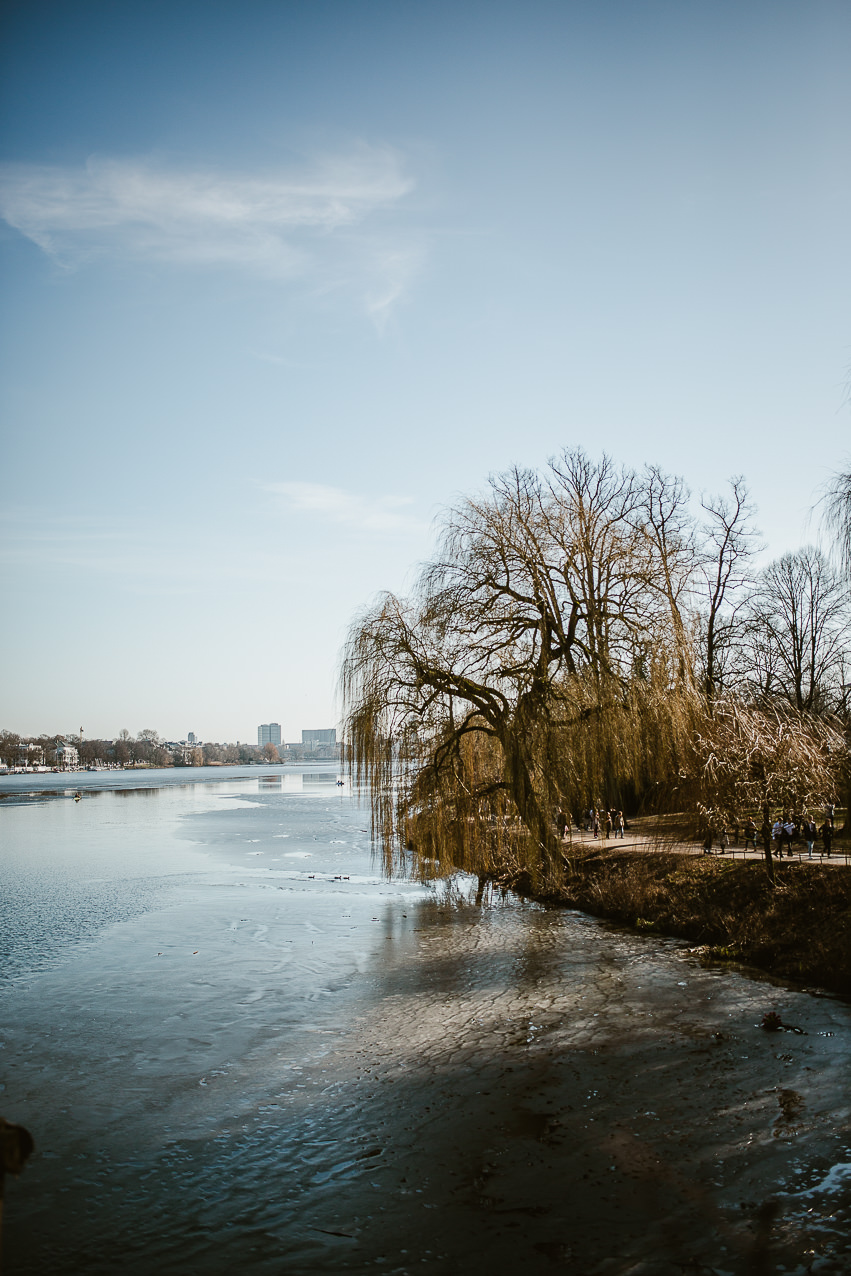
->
[55,740,79,769]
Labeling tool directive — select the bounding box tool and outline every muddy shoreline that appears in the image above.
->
[513,849,851,998]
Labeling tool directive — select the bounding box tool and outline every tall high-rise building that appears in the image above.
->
[258,723,282,747]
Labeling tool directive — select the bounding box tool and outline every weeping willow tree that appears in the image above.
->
[341,450,703,889]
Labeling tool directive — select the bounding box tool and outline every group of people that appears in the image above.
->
[702,808,836,858]
[554,807,626,841]
[770,812,834,858]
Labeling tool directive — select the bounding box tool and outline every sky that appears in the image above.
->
[1,0,849,744]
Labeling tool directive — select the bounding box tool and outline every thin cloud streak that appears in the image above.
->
[267,481,430,534]
[364,244,425,332]
[0,147,415,281]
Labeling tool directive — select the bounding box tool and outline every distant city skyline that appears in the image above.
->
[1,1,848,739]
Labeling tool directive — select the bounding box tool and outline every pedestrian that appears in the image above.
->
[772,819,783,856]
[717,824,729,854]
[820,819,833,858]
[804,817,816,858]
[702,829,713,856]
[783,816,796,858]
[743,818,758,851]
[556,809,567,841]
[592,809,599,839]
[615,810,625,839]
[603,811,612,840]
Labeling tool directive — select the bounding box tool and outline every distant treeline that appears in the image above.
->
[0,729,269,769]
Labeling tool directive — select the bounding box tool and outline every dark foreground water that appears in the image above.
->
[1,769,850,1275]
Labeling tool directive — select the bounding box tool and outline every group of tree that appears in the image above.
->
[341,449,851,888]
[0,729,271,770]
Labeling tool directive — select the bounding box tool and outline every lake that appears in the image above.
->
[1,768,850,1274]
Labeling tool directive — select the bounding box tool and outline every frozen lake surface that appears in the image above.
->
[1,769,850,1274]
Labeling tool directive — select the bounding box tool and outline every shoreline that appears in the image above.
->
[512,846,851,998]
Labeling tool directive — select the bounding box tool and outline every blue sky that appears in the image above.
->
[1,0,849,743]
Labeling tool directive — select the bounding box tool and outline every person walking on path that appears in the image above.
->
[804,818,817,858]
[717,825,730,854]
[592,810,600,839]
[820,819,833,857]
[783,817,796,858]
[772,819,784,857]
[603,811,612,840]
[556,809,567,841]
[743,818,758,851]
[614,810,625,839]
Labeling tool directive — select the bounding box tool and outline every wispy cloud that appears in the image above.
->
[364,244,425,331]
[267,482,429,534]
[0,146,416,288]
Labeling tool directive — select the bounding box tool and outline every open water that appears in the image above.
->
[1,768,850,1274]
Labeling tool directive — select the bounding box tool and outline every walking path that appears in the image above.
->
[564,824,850,867]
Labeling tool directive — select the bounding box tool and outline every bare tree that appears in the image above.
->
[743,547,850,713]
[696,478,762,702]
[633,465,697,685]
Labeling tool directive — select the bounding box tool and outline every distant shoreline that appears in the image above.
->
[0,762,345,796]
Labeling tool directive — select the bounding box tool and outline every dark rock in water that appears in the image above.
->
[1,1117,34,1185]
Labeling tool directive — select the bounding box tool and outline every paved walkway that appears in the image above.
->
[562,825,850,867]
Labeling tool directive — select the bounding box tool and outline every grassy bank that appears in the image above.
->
[511,848,851,997]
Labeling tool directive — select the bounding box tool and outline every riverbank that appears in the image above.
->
[513,847,851,997]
